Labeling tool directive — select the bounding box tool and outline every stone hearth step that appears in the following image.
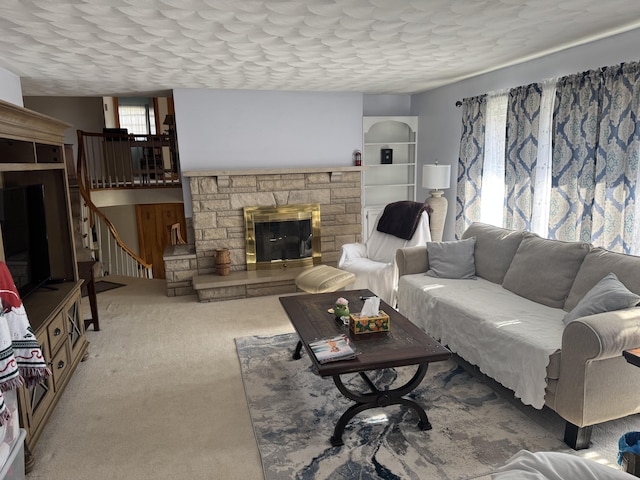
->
[193,267,309,302]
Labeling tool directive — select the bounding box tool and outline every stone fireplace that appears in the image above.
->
[165,166,362,301]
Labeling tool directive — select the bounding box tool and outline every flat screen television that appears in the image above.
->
[0,184,51,299]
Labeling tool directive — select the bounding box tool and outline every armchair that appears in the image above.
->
[337,201,431,306]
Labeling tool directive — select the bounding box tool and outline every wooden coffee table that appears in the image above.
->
[279,289,451,446]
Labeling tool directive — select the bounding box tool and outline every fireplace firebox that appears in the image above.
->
[244,203,321,270]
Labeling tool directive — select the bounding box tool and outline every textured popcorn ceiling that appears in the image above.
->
[2,0,640,97]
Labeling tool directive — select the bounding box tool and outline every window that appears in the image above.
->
[479,93,507,227]
[117,103,156,135]
[464,65,640,254]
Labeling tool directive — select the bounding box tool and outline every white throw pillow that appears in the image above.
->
[426,237,476,279]
[563,272,640,324]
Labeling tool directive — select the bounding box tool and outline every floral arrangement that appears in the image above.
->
[335,297,348,306]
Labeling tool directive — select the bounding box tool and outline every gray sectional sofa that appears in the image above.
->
[395,222,640,449]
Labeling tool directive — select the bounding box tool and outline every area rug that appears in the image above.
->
[236,332,571,480]
[81,280,125,297]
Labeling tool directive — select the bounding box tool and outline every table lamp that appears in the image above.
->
[163,114,175,134]
[422,163,451,241]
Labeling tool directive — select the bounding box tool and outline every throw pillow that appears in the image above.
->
[563,272,640,324]
[426,237,476,279]
[461,222,526,284]
[502,234,591,308]
[564,247,640,311]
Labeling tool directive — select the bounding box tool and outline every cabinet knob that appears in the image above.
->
[57,360,65,370]
[54,328,62,336]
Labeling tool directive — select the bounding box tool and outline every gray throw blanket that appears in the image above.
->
[376,201,431,240]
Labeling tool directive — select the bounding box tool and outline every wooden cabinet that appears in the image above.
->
[0,99,87,471]
[19,282,87,470]
[362,116,418,242]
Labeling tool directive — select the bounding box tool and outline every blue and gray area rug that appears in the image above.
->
[235,332,569,480]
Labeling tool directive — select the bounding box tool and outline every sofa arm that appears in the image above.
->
[553,307,640,427]
[395,246,429,277]
[562,308,640,361]
[337,242,367,268]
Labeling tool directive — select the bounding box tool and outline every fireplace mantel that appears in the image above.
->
[183,166,363,177]
[183,166,363,189]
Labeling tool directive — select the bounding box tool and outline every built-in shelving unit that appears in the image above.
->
[362,116,418,241]
[0,99,87,471]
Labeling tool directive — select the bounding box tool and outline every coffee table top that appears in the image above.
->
[279,289,451,376]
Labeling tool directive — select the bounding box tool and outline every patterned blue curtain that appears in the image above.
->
[504,84,542,231]
[549,70,602,243]
[455,96,486,239]
[550,63,640,253]
[594,63,640,253]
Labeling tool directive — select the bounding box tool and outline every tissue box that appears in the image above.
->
[349,311,390,334]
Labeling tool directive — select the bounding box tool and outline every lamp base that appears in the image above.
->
[425,190,447,242]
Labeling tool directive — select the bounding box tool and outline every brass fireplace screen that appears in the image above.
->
[244,203,321,270]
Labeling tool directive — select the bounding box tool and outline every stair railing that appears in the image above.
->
[78,130,180,188]
[77,130,153,279]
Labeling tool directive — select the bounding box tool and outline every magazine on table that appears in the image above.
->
[309,334,358,364]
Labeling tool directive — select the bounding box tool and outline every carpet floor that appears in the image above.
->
[23,278,640,479]
[26,277,295,480]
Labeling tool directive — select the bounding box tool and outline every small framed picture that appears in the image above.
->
[381,148,393,164]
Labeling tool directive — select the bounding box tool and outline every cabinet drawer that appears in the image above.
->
[47,312,66,353]
[50,344,70,390]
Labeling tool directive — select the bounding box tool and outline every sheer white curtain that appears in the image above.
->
[480,93,507,227]
[635,187,640,255]
[479,83,555,234]
[530,81,556,237]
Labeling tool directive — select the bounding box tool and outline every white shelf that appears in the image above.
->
[360,116,418,242]
[364,141,417,146]
[366,163,416,168]
[362,115,418,210]
[365,183,415,188]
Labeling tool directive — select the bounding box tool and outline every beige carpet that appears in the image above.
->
[25,276,639,479]
[27,276,295,480]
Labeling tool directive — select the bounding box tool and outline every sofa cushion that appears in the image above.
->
[502,234,591,308]
[564,248,640,311]
[426,237,476,279]
[461,222,526,284]
[397,274,564,408]
[563,272,640,324]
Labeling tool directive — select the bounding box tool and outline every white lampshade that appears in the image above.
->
[422,164,451,190]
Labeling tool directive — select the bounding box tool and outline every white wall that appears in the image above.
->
[100,205,140,258]
[174,89,363,169]
[412,27,640,241]
[173,89,364,216]
[23,96,105,163]
[103,97,117,128]
[363,94,411,116]
[0,67,23,107]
